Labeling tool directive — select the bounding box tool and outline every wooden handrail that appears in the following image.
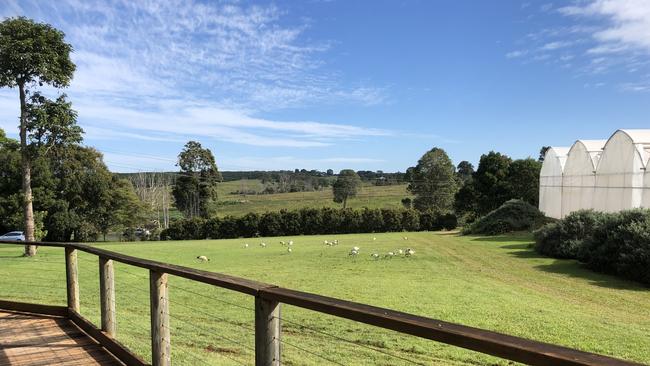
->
[0,240,643,366]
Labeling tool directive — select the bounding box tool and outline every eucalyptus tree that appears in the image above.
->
[172,141,222,218]
[0,17,75,255]
[407,147,458,212]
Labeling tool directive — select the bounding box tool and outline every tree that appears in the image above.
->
[538,146,551,162]
[505,158,542,207]
[0,17,75,255]
[172,141,222,218]
[456,161,474,183]
[332,169,361,208]
[407,147,458,212]
[471,151,512,215]
[326,169,334,176]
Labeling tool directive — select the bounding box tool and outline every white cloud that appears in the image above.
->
[559,0,650,54]
[540,41,572,50]
[506,50,527,58]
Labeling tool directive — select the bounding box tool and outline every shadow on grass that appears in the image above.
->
[535,260,648,291]
[471,234,648,291]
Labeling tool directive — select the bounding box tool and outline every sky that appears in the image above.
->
[0,0,649,173]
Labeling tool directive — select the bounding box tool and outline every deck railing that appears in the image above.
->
[0,240,642,366]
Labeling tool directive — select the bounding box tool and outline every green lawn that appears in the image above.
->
[209,180,410,217]
[1,232,648,365]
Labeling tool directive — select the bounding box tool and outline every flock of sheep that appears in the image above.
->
[195,236,417,262]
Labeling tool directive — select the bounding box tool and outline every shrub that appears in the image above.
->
[259,211,283,237]
[299,208,322,235]
[401,209,420,231]
[381,208,402,232]
[534,210,606,259]
[464,199,547,235]
[440,213,458,231]
[361,208,383,232]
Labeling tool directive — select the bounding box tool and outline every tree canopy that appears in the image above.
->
[332,169,362,208]
[172,141,222,218]
[407,147,458,212]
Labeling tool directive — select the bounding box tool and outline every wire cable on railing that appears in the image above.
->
[279,337,346,366]
[168,282,253,311]
[165,315,252,366]
[167,295,254,333]
[167,311,254,352]
[275,315,426,366]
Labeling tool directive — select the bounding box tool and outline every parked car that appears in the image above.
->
[0,231,25,241]
[135,228,150,237]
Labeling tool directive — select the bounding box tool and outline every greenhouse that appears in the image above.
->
[593,130,650,213]
[561,140,606,217]
[540,129,650,218]
[539,146,569,219]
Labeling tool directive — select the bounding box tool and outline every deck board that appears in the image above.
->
[0,310,125,366]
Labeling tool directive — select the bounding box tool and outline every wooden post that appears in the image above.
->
[255,297,281,366]
[150,270,170,366]
[99,257,116,337]
[65,247,79,313]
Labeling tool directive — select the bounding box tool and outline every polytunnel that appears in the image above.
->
[561,140,606,217]
[539,146,570,219]
[643,155,650,208]
[593,129,650,213]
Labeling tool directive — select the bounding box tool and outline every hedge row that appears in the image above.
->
[534,209,650,285]
[161,208,457,240]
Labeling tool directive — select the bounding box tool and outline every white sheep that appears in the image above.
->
[349,249,359,256]
[196,255,210,262]
[403,236,408,241]
[372,237,377,241]
[287,247,292,253]
[288,240,294,246]
[405,248,415,257]
[260,242,267,248]
[280,241,285,245]
[385,251,395,259]
[244,243,249,248]
[371,253,380,260]
[397,249,404,255]
[334,239,339,245]
[352,246,360,251]
[324,240,329,245]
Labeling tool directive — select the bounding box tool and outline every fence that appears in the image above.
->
[0,240,642,366]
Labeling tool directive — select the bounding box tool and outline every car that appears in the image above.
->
[135,228,150,237]
[0,231,25,241]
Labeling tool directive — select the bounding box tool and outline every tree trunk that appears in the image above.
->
[19,83,36,256]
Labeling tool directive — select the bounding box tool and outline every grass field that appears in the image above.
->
[209,180,410,217]
[1,232,648,365]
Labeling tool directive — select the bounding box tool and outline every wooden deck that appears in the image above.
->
[0,310,124,366]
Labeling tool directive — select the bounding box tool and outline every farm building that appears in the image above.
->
[539,146,569,219]
[561,140,606,217]
[539,129,650,218]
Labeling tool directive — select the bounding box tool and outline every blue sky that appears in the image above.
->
[1,0,649,172]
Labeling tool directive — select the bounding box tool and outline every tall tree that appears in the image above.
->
[472,151,512,215]
[505,158,542,207]
[456,161,474,183]
[0,17,75,255]
[332,169,361,208]
[172,141,222,218]
[538,146,551,162]
[407,147,458,212]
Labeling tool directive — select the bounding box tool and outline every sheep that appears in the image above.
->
[349,249,359,256]
[244,243,249,248]
[371,253,380,260]
[280,241,285,245]
[196,255,210,262]
[385,251,395,259]
[352,246,360,251]
[288,240,294,246]
[333,239,339,245]
[397,249,404,255]
[287,247,292,253]
[260,242,267,248]
[405,248,415,257]
[323,240,330,245]
[403,236,408,241]
[372,237,377,241]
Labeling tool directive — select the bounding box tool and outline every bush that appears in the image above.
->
[464,199,547,235]
[534,208,650,286]
[534,210,606,259]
